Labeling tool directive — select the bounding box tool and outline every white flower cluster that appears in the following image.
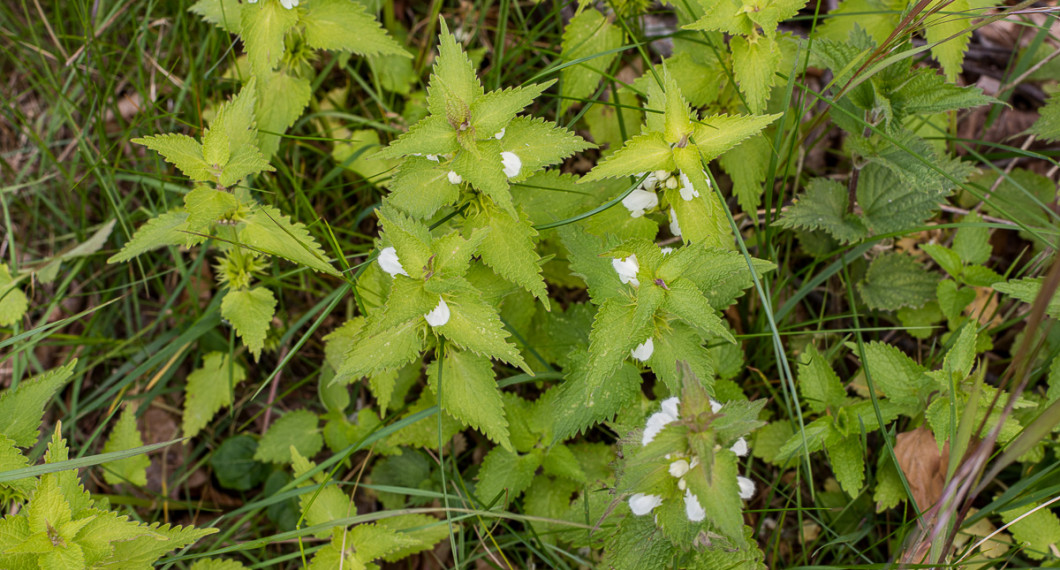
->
[621,169,712,219]
[629,397,755,523]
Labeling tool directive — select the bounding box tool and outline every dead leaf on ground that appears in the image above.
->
[894,426,950,513]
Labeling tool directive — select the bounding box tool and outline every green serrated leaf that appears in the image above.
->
[922,243,963,279]
[189,559,248,570]
[470,82,550,137]
[428,348,511,449]
[184,187,238,234]
[858,252,937,311]
[1001,500,1060,560]
[475,446,540,504]
[427,20,483,119]
[468,206,547,305]
[993,277,1060,318]
[692,113,781,162]
[435,284,527,370]
[686,451,746,545]
[1030,91,1060,142]
[719,133,771,214]
[953,212,991,265]
[829,435,865,497]
[101,406,150,487]
[0,264,29,327]
[860,341,930,409]
[182,352,247,440]
[0,361,75,447]
[731,34,780,113]
[132,134,210,182]
[663,278,736,343]
[238,205,338,275]
[386,156,459,219]
[240,0,298,76]
[301,0,408,57]
[559,8,622,114]
[221,287,276,360]
[797,344,846,413]
[775,178,868,243]
[189,0,242,33]
[581,132,675,182]
[497,116,593,181]
[107,211,195,263]
[254,410,322,464]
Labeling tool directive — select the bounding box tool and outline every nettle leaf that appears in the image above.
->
[132,134,211,182]
[559,7,623,114]
[189,0,242,33]
[376,514,450,562]
[546,354,642,441]
[0,264,29,327]
[290,451,351,536]
[240,0,298,76]
[719,133,772,214]
[470,82,551,137]
[648,322,715,395]
[428,348,511,450]
[693,113,781,162]
[858,252,937,311]
[1000,500,1060,560]
[467,205,548,305]
[686,451,746,546]
[797,345,846,413]
[257,71,313,157]
[476,446,541,504]
[108,211,197,263]
[301,0,408,57]
[106,521,216,568]
[887,67,996,117]
[377,205,433,278]
[776,177,867,243]
[189,559,248,570]
[829,434,865,497]
[380,115,460,159]
[558,227,624,303]
[859,342,931,409]
[182,352,248,440]
[435,281,528,370]
[993,277,1060,319]
[580,132,675,182]
[339,318,426,381]
[498,116,594,181]
[255,410,323,464]
[851,133,976,198]
[1030,91,1060,142]
[101,406,150,487]
[450,140,518,216]
[184,187,239,234]
[386,156,459,219]
[584,297,654,396]
[684,0,755,35]
[953,212,991,265]
[666,167,733,249]
[663,278,736,343]
[855,163,943,235]
[731,34,781,113]
[427,19,484,118]
[221,287,276,360]
[239,205,338,275]
[922,244,962,279]
[0,361,75,447]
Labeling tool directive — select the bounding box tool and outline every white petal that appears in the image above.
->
[424,297,450,327]
[669,208,681,237]
[737,476,755,500]
[641,412,676,446]
[447,171,463,184]
[684,490,706,522]
[425,154,440,162]
[621,189,658,218]
[654,169,671,182]
[660,397,680,420]
[678,171,700,201]
[669,459,690,478]
[494,127,506,139]
[640,172,658,191]
[501,151,522,178]
[660,247,674,255]
[731,437,749,457]
[279,0,298,8]
[630,338,654,361]
[611,254,640,287]
[710,399,722,413]
[665,176,679,190]
[678,478,687,491]
[628,493,663,516]
[377,247,408,278]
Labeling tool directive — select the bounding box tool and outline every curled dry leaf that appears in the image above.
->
[894,426,950,513]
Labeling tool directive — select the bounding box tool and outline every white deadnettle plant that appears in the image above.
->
[619,365,765,547]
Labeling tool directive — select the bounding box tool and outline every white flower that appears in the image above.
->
[640,172,659,191]
[377,247,408,278]
[710,399,722,413]
[737,476,755,500]
[629,493,663,516]
[424,297,450,327]
[642,396,681,446]
[279,0,299,8]
[654,170,671,182]
[631,338,654,361]
[660,247,674,255]
[621,189,658,218]
[678,171,700,201]
[684,490,706,522]
[731,437,749,457]
[669,459,690,478]
[426,154,440,162]
[494,127,506,139]
[611,254,639,287]
[447,171,463,184]
[501,151,521,178]
[661,397,680,419]
[669,208,681,237]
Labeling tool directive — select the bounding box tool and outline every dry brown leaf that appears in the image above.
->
[966,286,1003,327]
[894,426,950,513]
